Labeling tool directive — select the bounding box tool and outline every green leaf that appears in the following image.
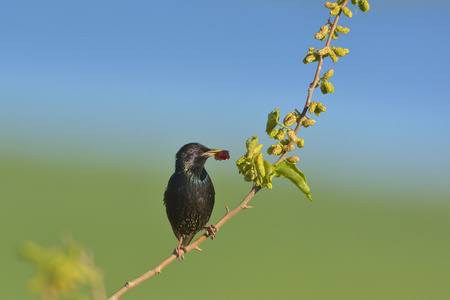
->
[266,108,280,134]
[275,161,312,201]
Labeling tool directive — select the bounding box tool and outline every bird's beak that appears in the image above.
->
[204,149,223,157]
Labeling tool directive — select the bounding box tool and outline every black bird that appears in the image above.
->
[163,143,229,259]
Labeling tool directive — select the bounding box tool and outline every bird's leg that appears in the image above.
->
[174,236,186,260]
[203,224,218,240]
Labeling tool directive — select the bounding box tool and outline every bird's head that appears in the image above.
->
[175,143,225,176]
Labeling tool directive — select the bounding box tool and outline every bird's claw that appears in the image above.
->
[174,245,187,261]
[174,236,187,260]
[204,224,218,240]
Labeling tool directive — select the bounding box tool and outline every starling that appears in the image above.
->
[163,143,229,259]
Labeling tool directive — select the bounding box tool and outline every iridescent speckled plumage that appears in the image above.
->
[163,143,226,258]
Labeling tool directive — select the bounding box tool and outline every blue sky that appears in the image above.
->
[1,1,449,203]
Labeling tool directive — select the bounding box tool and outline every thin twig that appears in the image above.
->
[107,185,261,300]
[275,0,348,165]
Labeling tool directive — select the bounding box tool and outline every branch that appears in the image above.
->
[107,185,262,300]
[274,0,348,166]
[300,0,347,117]
[109,2,356,298]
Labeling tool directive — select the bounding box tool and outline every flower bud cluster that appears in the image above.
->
[284,113,297,126]
[317,46,330,56]
[358,0,370,12]
[303,45,348,65]
[324,2,338,9]
[314,25,329,41]
[322,46,348,63]
[236,136,258,182]
[322,69,334,80]
[303,47,320,64]
[309,102,327,116]
[236,136,274,189]
[320,81,335,94]
[265,108,306,164]
[287,156,300,163]
[330,6,340,17]
[335,25,350,34]
[267,144,282,156]
[342,6,353,18]
[325,1,370,18]
[302,118,316,128]
[275,128,286,140]
[351,1,370,11]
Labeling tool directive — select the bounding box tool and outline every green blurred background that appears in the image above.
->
[2,153,449,299]
[1,1,450,299]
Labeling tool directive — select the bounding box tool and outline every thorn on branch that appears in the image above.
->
[155,268,161,274]
[225,206,230,213]
[195,246,202,252]
[243,205,253,209]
